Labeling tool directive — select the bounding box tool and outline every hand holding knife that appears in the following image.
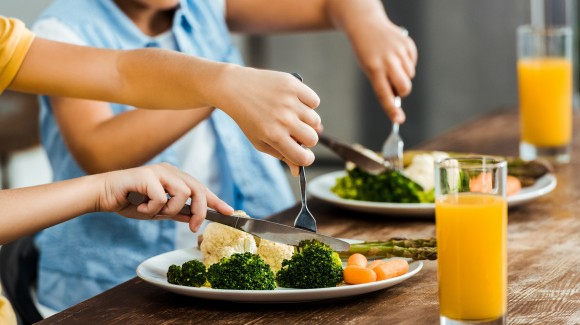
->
[127,192,350,251]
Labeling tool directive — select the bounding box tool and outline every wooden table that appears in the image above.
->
[38,109,580,324]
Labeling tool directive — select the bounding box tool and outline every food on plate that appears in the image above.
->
[343,265,377,284]
[373,259,409,281]
[199,211,258,267]
[347,253,368,268]
[339,238,437,260]
[404,150,552,187]
[167,260,207,287]
[468,172,522,196]
[206,252,276,290]
[175,216,429,290]
[256,239,295,273]
[367,259,385,270]
[332,151,449,203]
[332,167,433,203]
[402,151,449,191]
[506,175,522,196]
[199,210,294,272]
[276,240,344,289]
[332,150,552,204]
[343,254,409,285]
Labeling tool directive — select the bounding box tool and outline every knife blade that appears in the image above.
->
[127,192,350,251]
[318,133,390,175]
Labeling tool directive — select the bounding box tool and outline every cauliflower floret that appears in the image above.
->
[257,239,295,273]
[403,151,449,191]
[200,222,257,267]
[200,210,295,273]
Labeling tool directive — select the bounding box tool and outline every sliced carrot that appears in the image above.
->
[506,175,522,196]
[367,259,385,270]
[469,172,493,193]
[343,265,377,285]
[347,253,368,268]
[470,172,521,196]
[373,259,409,281]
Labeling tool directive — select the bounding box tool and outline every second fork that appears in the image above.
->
[381,96,404,171]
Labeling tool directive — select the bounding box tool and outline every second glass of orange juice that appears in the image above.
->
[435,157,507,325]
[517,25,573,163]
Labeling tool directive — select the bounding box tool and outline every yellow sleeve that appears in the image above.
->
[0,16,36,93]
[0,285,17,325]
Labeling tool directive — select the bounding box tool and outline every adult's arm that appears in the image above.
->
[8,37,322,170]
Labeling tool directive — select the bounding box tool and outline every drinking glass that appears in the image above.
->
[517,25,573,163]
[435,157,507,325]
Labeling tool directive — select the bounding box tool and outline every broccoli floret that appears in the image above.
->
[207,252,276,290]
[167,260,206,287]
[167,264,183,285]
[180,260,207,287]
[276,239,343,289]
[332,167,430,203]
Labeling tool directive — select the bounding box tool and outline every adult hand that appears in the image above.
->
[328,0,417,124]
[349,20,417,124]
[217,66,321,176]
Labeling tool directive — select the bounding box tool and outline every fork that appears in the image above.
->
[290,72,317,233]
[381,96,404,171]
[294,166,317,232]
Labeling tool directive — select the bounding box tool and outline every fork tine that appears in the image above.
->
[294,166,317,232]
[381,96,404,171]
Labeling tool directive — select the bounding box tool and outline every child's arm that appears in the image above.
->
[9,38,321,171]
[0,163,233,245]
[225,0,417,124]
[51,95,214,174]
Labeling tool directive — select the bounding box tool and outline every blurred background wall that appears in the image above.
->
[0,0,577,193]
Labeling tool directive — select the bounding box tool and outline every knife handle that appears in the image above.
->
[127,191,192,216]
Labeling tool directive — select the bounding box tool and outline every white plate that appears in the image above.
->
[308,171,557,216]
[136,240,423,303]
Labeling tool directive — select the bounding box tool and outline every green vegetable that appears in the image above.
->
[167,260,207,287]
[331,167,433,203]
[276,240,343,289]
[207,252,275,290]
[339,238,438,260]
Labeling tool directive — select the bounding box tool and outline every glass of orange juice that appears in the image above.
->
[517,25,573,163]
[435,157,507,325]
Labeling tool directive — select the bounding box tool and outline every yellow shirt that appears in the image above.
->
[0,285,17,325]
[0,16,35,93]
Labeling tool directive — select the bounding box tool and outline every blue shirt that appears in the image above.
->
[34,0,294,311]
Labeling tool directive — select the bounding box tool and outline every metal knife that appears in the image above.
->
[318,133,390,174]
[127,192,350,251]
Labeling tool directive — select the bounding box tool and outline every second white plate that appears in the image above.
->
[308,171,557,216]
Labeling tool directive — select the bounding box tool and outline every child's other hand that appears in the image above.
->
[217,66,321,172]
[346,16,417,124]
[97,163,234,232]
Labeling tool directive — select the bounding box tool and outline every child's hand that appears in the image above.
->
[97,163,234,232]
[216,66,321,175]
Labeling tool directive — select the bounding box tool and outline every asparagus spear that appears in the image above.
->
[339,238,438,261]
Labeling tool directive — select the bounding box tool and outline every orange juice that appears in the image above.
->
[436,193,507,321]
[517,58,572,147]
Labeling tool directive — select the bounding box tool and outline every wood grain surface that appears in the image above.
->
[37,109,580,325]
